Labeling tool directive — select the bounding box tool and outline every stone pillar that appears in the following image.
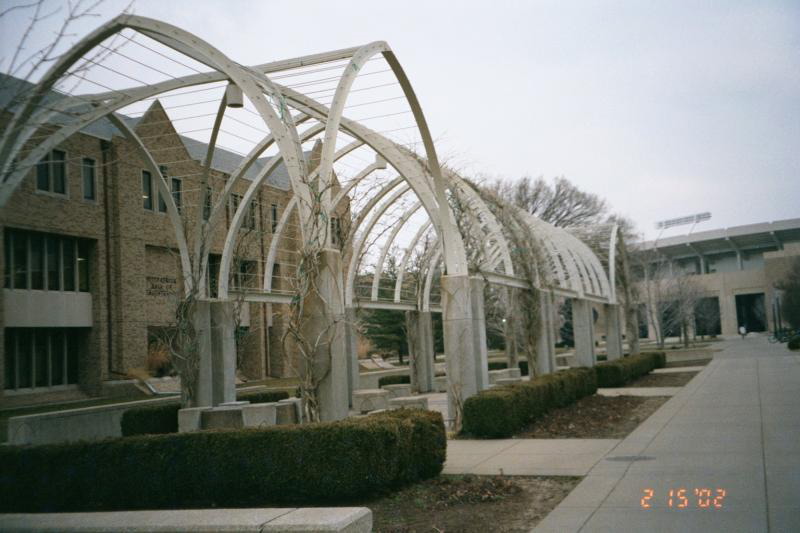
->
[440,274,479,427]
[572,299,596,367]
[299,249,349,422]
[406,310,435,393]
[469,277,490,391]
[192,300,214,407]
[604,304,624,361]
[536,291,556,375]
[344,307,360,405]
[210,300,237,406]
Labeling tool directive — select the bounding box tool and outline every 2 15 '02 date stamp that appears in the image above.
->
[641,488,727,509]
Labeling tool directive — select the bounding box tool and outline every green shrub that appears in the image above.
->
[0,410,445,513]
[121,389,292,437]
[462,367,597,438]
[488,361,508,371]
[120,403,179,437]
[788,336,800,351]
[518,360,529,376]
[595,353,662,388]
[378,374,411,387]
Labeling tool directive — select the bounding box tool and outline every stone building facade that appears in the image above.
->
[1,91,326,406]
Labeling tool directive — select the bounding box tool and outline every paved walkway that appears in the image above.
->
[445,439,620,476]
[534,336,800,532]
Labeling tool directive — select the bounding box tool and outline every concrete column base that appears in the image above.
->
[344,307,360,405]
[406,310,435,393]
[604,303,624,361]
[470,277,490,391]
[536,291,556,375]
[440,274,479,428]
[573,299,596,367]
[298,249,349,422]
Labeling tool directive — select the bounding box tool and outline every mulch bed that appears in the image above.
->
[626,371,698,388]
[367,474,580,532]
[515,394,670,439]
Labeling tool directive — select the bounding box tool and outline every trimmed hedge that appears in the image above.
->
[120,389,292,437]
[462,367,597,438]
[594,352,665,388]
[378,374,411,387]
[0,409,445,513]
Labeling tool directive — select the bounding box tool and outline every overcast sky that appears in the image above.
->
[3,0,799,239]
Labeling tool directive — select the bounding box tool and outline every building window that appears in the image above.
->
[36,149,67,195]
[82,158,96,201]
[3,228,90,292]
[232,260,257,290]
[203,186,213,221]
[270,204,278,233]
[158,166,168,213]
[271,262,281,291]
[229,193,256,230]
[206,254,221,298]
[142,170,153,210]
[171,177,182,212]
[4,328,81,390]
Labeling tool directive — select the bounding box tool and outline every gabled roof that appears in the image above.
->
[0,73,296,190]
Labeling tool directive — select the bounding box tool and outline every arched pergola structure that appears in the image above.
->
[1,15,632,426]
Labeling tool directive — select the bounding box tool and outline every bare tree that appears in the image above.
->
[490,175,608,228]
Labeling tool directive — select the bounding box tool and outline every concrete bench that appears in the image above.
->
[242,402,277,428]
[381,383,412,399]
[433,376,448,392]
[388,396,429,410]
[495,377,522,386]
[352,389,390,413]
[0,507,372,532]
[488,368,521,384]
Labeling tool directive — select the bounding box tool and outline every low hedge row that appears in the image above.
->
[594,352,666,388]
[378,374,411,387]
[0,409,445,513]
[120,389,292,437]
[462,367,597,438]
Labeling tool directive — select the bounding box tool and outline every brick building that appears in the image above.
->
[1,75,329,406]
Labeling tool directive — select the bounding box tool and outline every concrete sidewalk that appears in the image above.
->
[534,336,800,532]
[445,438,620,476]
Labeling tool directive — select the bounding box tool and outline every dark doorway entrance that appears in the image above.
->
[735,293,767,332]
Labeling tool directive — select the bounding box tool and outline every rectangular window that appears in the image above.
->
[82,158,96,200]
[36,152,51,191]
[3,234,10,288]
[12,230,27,289]
[330,217,341,246]
[233,260,257,289]
[62,239,75,291]
[36,150,67,195]
[207,254,221,298]
[271,204,278,233]
[203,186,212,221]
[3,328,82,390]
[271,262,280,291]
[171,177,182,212]
[6,229,92,293]
[46,235,60,290]
[158,166,168,213]
[30,233,44,290]
[77,240,90,292]
[142,170,153,210]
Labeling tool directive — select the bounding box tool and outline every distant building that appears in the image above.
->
[633,218,800,339]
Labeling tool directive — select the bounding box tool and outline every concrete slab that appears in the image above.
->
[445,438,619,476]
[533,337,800,533]
[0,508,373,532]
[597,387,681,397]
[652,366,705,374]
